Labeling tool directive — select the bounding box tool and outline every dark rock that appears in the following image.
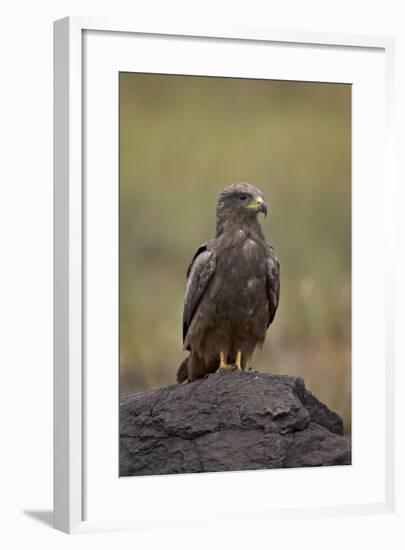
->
[120,371,351,476]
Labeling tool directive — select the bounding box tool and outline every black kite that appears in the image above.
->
[177,182,280,382]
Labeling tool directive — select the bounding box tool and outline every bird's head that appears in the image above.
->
[216,182,268,227]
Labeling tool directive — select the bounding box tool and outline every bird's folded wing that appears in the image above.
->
[183,246,216,347]
[266,247,280,327]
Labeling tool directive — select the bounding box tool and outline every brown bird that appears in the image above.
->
[177,182,280,383]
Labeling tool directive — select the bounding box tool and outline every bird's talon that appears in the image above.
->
[229,363,241,371]
[219,351,231,370]
[235,351,242,370]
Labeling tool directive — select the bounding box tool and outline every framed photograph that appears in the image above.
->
[54,17,395,533]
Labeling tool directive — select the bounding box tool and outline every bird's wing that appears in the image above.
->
[183,243,216,346]
[266,246,280,327]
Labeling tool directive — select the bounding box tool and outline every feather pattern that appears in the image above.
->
[266,246,280,326]
[183,247,216,346]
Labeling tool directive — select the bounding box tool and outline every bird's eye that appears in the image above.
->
[239,195,248,201]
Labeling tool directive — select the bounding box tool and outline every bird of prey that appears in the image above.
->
[177,182,280,383]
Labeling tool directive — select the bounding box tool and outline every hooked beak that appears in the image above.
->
[247,195,268,217]
[258,198,268,217]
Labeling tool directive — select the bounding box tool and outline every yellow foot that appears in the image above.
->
[219,351,231,370]
[235,350,242,370]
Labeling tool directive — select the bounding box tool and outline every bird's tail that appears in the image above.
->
[177,356,189,384]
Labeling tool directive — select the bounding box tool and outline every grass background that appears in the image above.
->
[119,73,351,434]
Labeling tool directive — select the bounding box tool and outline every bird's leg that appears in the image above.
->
[235,351,242,370]
[219,351,231,370]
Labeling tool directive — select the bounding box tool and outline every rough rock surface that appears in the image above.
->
[120,371,351,476]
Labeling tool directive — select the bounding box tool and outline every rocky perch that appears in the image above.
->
[120,371,351,476]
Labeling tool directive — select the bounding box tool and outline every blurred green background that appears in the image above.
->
[120,73,351,434]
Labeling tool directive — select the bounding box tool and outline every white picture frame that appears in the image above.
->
[53,16,396,534]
